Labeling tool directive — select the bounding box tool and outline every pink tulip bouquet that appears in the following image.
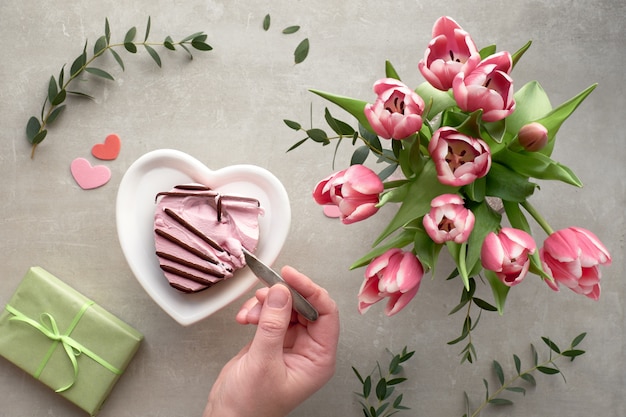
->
[286,16,611,359]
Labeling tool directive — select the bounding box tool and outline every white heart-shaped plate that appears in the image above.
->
[116,149,291,326]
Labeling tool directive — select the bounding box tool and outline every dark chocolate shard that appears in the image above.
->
[156,251,226,278]
[163,208,226,253]
[155,228,219,264]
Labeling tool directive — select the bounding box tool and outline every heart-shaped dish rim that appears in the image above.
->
[116,149,291,326]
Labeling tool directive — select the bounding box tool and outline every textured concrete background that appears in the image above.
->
[1,0,624,416]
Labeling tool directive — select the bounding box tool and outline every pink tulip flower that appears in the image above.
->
[428,127,491,186]
[418,16,482,91]
[313,164,384,225]
[540,227,612,300]
[453,51,515,122]
[481,228,537,286]
[423,194,475,244]
[518,122,549,152]
[358,248,424,316]
[364,78,425,140]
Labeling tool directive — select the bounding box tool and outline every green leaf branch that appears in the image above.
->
[26,17,212,158]
[353,347,415,417]
[463,332,587,417]
[284,107,399,178]
[356,334,587,417]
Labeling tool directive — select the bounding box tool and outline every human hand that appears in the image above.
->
[203,266,340,417]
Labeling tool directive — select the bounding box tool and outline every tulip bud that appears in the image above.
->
[518,122,548,152]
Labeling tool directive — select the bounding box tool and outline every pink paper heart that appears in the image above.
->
[92,134,121,160]
[70,158,111,189]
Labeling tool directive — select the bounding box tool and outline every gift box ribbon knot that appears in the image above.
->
[5,301,123,392]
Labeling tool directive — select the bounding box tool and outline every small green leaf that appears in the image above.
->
[287,137,308,152]
[531,344,539,366]
[31,129,47,145]
[26,117,41,141]
[506,386,526,395]
[58,65,65,88]
[514,354,521,375]
[520,372,536,385]
[306,128,328,143]
[110,48,125,70]
[351,146,369,165]
[537,366,560,375]
[387,377,407,385]
[262,14,271,31]
[181,31,205,43]
[363,375,371,397]
[375,378,387,401]
[94,35,107,55]
[393,393,404,408]
[191,40,213,51]
[282,25,300,34]
[571,332,587,348]
[294,38,309,64]
[47,76,58,104]
[46,104,66,125]
[51,89,66,106]
[324,108,355,136]
[124,26,137,43]
[473,297,498,312]
[67,90,96,100]
[85,67,115,80]
[352,366,364,384]
[144,16,151,41]
[164,36,176,50]
[541,337,561,354]
[493,360,505,385]
[105,18,111,44]
[284,119,302,130]
[124,42,138,53]
[144,44,162,67]
[562,349,585,358]
[489,398,514,406]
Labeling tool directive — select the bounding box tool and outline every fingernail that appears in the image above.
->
[267,284,289,308]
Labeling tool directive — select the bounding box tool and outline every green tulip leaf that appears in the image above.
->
[310,89,372,132]
[485,269,510,315]
[385,60,401,80]
[464,199,501,277]
[495,148,583,187]
[415,81,457,119]
[413,225,441,272]
[485,162,538,202]
[511,40,532,69]
[350,229,415,269]
[505,81,552,137]
[373,160,458,246]
[535,83,597,156]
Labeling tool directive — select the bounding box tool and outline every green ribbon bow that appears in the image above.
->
[5,302,122,392]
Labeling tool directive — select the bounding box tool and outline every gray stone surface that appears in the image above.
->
[1,0,624,416]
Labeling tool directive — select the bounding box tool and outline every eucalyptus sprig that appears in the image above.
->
[352,346,415,417]
[463,332,587,417]
[26,17,212,158]
[284,107,399,176]
[447,275,499,364]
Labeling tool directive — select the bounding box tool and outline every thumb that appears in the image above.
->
[248,284,292,362]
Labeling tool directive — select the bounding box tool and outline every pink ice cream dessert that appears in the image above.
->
[153,184,264,293]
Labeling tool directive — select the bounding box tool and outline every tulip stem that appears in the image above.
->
[521,200,554,236]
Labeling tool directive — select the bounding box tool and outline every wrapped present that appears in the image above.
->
[0,267,144,416]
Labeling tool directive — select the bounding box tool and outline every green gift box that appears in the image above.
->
[0,267,144,415]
